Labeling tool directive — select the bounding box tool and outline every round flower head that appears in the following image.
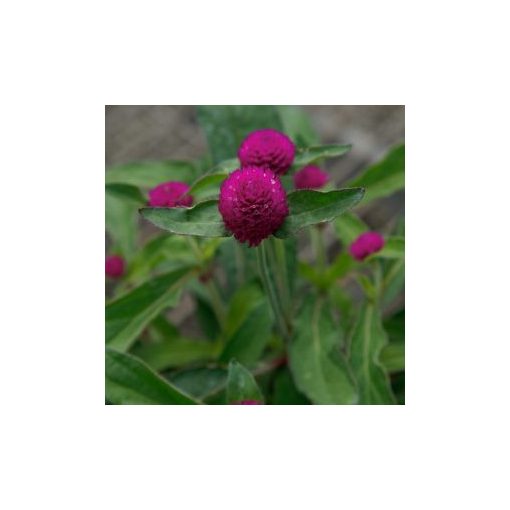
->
[349,232,385,261]
[238,129,295,175]
[105,255,125,278]
[218,166,289,247]
[148,181,193,207]
[294,165,329,190]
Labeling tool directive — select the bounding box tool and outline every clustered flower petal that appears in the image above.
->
[105,255,125,278]
[218,166,289,247]
[148,181,193,207]
[350,232,385,261]
[238,129,295,175]
[294,165,329,190]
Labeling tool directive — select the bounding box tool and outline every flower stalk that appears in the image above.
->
[256,241,291,342]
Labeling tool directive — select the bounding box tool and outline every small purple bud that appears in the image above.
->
[293,165,329,190]
[238,129,295,175]
[148,181,193,207]
[349,232,385,261]
[105,255,125,278]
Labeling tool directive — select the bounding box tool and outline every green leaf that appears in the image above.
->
[289,296,358,404]
[125,234,195,285]
[301,253,356,291]
[226,360,264,404]
[220,284,272,366]
[356,274,377,300]
[105,267,193,352]
[383,309,405,344]
[217,238,259,297]
[195,293,221,340]
[293,144,352,167]
[188,173,227,201]
[380,342,405,373]
[275,188,365,238]
[132,337,219,372]
[105,160,197,188]
[169,367,227,400]
[346,144,404,204]
[105,348,198,404]
[272,367,310,405]
[276,106,319,148]
[140,200,230,237]
[334,211,368,247]
[349,303,396,404]
[105,192,138,257]
[382,259,405,308]
[105,183,146,205]
[326,252,355,281]
[197,105,283,164]
[371,236,404,260]
[210,158,239,174]
[148,314,179,342]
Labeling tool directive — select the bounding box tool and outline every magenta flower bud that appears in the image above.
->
[148,181,193,207]
[238,129,295,175]
[233,400,263,405]
[293,165,329,190]
[218,166,289,247]
[349,232,385,261]
[105,255,125,278]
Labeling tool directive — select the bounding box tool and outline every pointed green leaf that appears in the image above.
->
[105,160,197,188]
[140,200,230,237]
[380,342,405,373]
[132,337,219,372]
[169,367,228,400]
[105,348,198,404]
[226,360,264,404]
[274,188,365,238]
[382,258,405,307]
[220,284,272,366]
[188,172,227,201]
[105,192,138,257]
[105,267,193,352]
[289,297,358,404]
[197,105,283,164]
[272,367,310,405]
[125,234,195,286]
[293,144,352,167]
[276,106,319,147]
[105,183,146,205]
[349,303,396,404]
[347,144,404,204]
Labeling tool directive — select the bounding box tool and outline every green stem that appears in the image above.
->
[234,242,245,287]
[187,236,202,260]
[256,241,290,342]
[371,259,383,303]
[269,238,292,325]
[186,237,226,326]
[310,226,326,270]
[205,279,226,327]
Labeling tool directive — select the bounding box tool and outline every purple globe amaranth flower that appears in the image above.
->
[148,181,193,207]
[218,166,288,247]
[294,165,329,190]
[350,232,385,261]
[233,400,263,405]
[238,128,295,175]
[105,255,125,278]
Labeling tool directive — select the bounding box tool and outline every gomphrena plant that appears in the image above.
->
[105,105,405,405]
